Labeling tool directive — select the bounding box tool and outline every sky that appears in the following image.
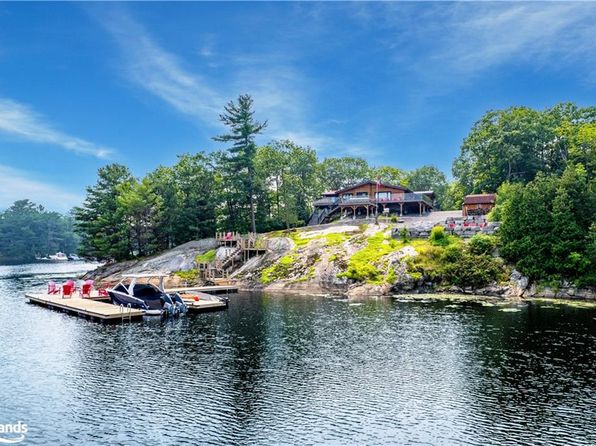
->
[1,1,596,212]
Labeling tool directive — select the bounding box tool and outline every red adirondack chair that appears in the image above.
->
[81,280,94,298]
[97,283,109,297]
[47,281,59,295]
[62,280,76,298]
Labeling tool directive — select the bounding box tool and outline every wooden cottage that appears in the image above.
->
[462,194,496,216]
[309,180,434,225]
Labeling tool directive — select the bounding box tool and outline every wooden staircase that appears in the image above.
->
[198,232,267,281]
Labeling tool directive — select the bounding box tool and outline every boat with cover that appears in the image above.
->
[107,274,188,316]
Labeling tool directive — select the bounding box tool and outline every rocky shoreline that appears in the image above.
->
[84,223,595,301]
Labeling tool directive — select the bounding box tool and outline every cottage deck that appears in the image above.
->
[26,294,144,322]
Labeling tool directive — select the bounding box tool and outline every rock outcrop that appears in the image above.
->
[85,223,594,301]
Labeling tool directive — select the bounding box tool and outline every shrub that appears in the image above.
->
[429,226,449,246]
[399,227,410,243]
[390,216,398,223]
[441,243,464,263]
[468,234,498,256]
[442,253,504,289]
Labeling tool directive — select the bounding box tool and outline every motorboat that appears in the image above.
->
[48,252,68,262]
[107,274,188,316]
[68,253,82,261]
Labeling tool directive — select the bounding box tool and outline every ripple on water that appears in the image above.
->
[0,265,595,445]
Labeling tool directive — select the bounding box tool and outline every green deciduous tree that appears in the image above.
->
[319,156,371,190]
[372,166,408,185]
[453,103,596,195]
[406,165,448,208]
[255,140,320,229]
[117,177,164,257]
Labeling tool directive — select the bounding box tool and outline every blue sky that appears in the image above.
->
[1,2,596,212]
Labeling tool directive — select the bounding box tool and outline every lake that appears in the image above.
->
[1,263,595,445]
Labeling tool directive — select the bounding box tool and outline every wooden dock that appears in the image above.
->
[165,285,239,295]
[184,298,229,313]
[26,294,144,322]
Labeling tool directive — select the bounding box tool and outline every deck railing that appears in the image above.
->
[314,193,433,207]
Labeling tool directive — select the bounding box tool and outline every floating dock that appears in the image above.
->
[165,285,239,295]
[26,294,144,322]
[184,298,229,312]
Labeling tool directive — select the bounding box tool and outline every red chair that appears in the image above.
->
[97,283,109,297]
[47,281,59,295]
[81,280,94,298]
[62,280,76,298]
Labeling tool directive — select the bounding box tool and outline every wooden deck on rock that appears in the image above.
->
[26,294,144,322]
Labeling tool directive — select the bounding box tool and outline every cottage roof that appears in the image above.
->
[463,194,496,205]
[335,180,412,195]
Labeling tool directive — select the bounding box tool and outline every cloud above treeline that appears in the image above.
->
[0,98,113,159]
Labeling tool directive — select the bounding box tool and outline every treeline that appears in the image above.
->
[73,96,595,288]
[74,95,450,261]
[455,103,595,287]
[0,200,78,264]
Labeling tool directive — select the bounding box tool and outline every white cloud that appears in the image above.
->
[96,9,223,123]
[93,7,360,157]
[0,165,82,212]
[367,2,596,88]
[0,98,113,159]
[429,2,596,78]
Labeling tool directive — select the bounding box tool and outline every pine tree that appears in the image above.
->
[73,164,134,260]
[213,94,267,233]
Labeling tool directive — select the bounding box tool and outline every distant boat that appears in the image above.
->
[48,252,68,262]
[68,253,82,261]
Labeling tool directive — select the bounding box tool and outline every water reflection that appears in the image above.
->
[0,264,594,445]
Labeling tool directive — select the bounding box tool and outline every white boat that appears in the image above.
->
[48,252,68,262]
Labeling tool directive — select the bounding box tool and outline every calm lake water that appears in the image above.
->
[1,263,595,445]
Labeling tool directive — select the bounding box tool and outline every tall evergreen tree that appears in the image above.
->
[73,164,134,260]
[213,94,267,233]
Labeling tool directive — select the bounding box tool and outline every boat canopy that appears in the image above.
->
[117,273,169,293]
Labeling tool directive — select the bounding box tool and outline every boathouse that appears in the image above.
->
[309,180,434,225]
[462,193,496,216]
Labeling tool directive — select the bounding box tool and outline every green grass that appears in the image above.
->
[195,249,216,263]
[325,232,350,246]
[288,230,352,249]
[174,269,198,281]
[338,232,402,283]
[260,254,297,284]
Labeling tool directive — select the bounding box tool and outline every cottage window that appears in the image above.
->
[356,192,368,197]
[376,191,391,201]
